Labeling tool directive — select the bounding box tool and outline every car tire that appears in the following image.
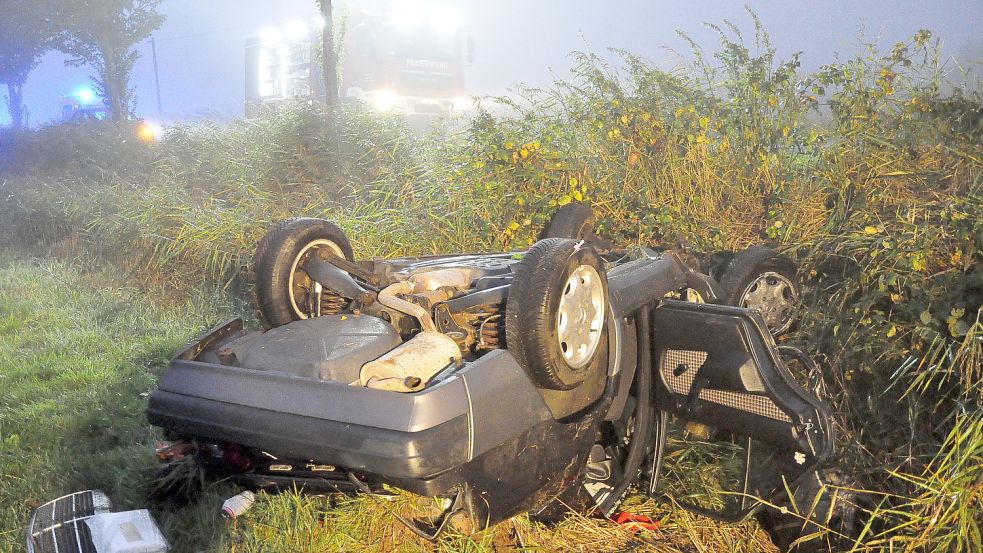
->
[506,238,609,390]
[758,469,864,552]
[252,217,354,328]
[538,202,596,241]
[719,246,800,336]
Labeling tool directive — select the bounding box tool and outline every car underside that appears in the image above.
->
[146,210,842,549]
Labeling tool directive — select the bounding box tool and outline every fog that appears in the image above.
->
[10,0,983,126]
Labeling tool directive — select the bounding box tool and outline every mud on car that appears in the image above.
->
[147,206,853,551]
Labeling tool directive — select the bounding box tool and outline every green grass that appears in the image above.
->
[0,253,781,553]
[0,253,234,551]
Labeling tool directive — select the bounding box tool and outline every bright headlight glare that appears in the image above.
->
[137,121,162,142]
[372,90,400,112]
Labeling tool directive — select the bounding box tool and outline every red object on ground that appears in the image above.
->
[154,441,194,461]
[610,511,661,532]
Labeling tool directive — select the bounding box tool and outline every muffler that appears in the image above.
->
[359,331,462,392]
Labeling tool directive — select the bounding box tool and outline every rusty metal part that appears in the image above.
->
[378,281,438,332]
[434,304,472,349]
[464,303,505,352]
[320,290,349,315]
[360,331,463,392]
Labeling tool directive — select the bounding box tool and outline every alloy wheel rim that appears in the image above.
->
[556,264,606,368]
[740,271,798,334]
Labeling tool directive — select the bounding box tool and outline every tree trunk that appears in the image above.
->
[7,83,25,129]
[319,0,339,107]
[100,46,126,122]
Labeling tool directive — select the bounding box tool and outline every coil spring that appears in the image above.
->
[320,291,348,315]
[471,304,505,351]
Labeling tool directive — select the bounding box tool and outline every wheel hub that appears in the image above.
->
[288,239,345,319]
[556,264,605,369]
[741,271,798,334]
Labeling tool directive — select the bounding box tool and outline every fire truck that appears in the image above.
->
[245,3,472,119]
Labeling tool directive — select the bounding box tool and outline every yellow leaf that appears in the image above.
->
[912,253,927,272]
[507,221,520,231]
[569,177,578,187]
[515,197,525,206]
[950,249,963,265]
[864,226,880,235]
[558,195,572,206]
[573,190,583,201]
[887,325,897,338]
[520,148,529,159]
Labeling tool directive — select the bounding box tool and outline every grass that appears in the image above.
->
[0,252,234,551]
[0,252,782,552]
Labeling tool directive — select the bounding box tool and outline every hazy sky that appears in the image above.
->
[9,0,983,126]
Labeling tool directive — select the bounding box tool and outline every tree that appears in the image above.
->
[316,0,339,107]
[55,0,164,122]
[0,0,54,128]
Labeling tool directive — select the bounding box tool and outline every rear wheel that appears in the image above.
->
[252,218,354,328]
[506,238,609,390]
[720,246,799,336]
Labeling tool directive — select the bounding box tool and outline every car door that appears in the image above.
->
[648,299,834,520]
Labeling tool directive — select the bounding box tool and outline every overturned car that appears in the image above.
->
[147,209,843,549]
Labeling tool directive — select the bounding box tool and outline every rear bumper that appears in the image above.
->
[147,342,554,482]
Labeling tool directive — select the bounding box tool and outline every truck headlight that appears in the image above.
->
[372,90,400,112]
[452,96,473,112]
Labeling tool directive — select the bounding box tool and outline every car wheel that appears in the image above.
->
[538,202,595,241]
[252,217,354,328]
[719,246,799,336]
[758,469,865,552]
[506,238,609,390]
